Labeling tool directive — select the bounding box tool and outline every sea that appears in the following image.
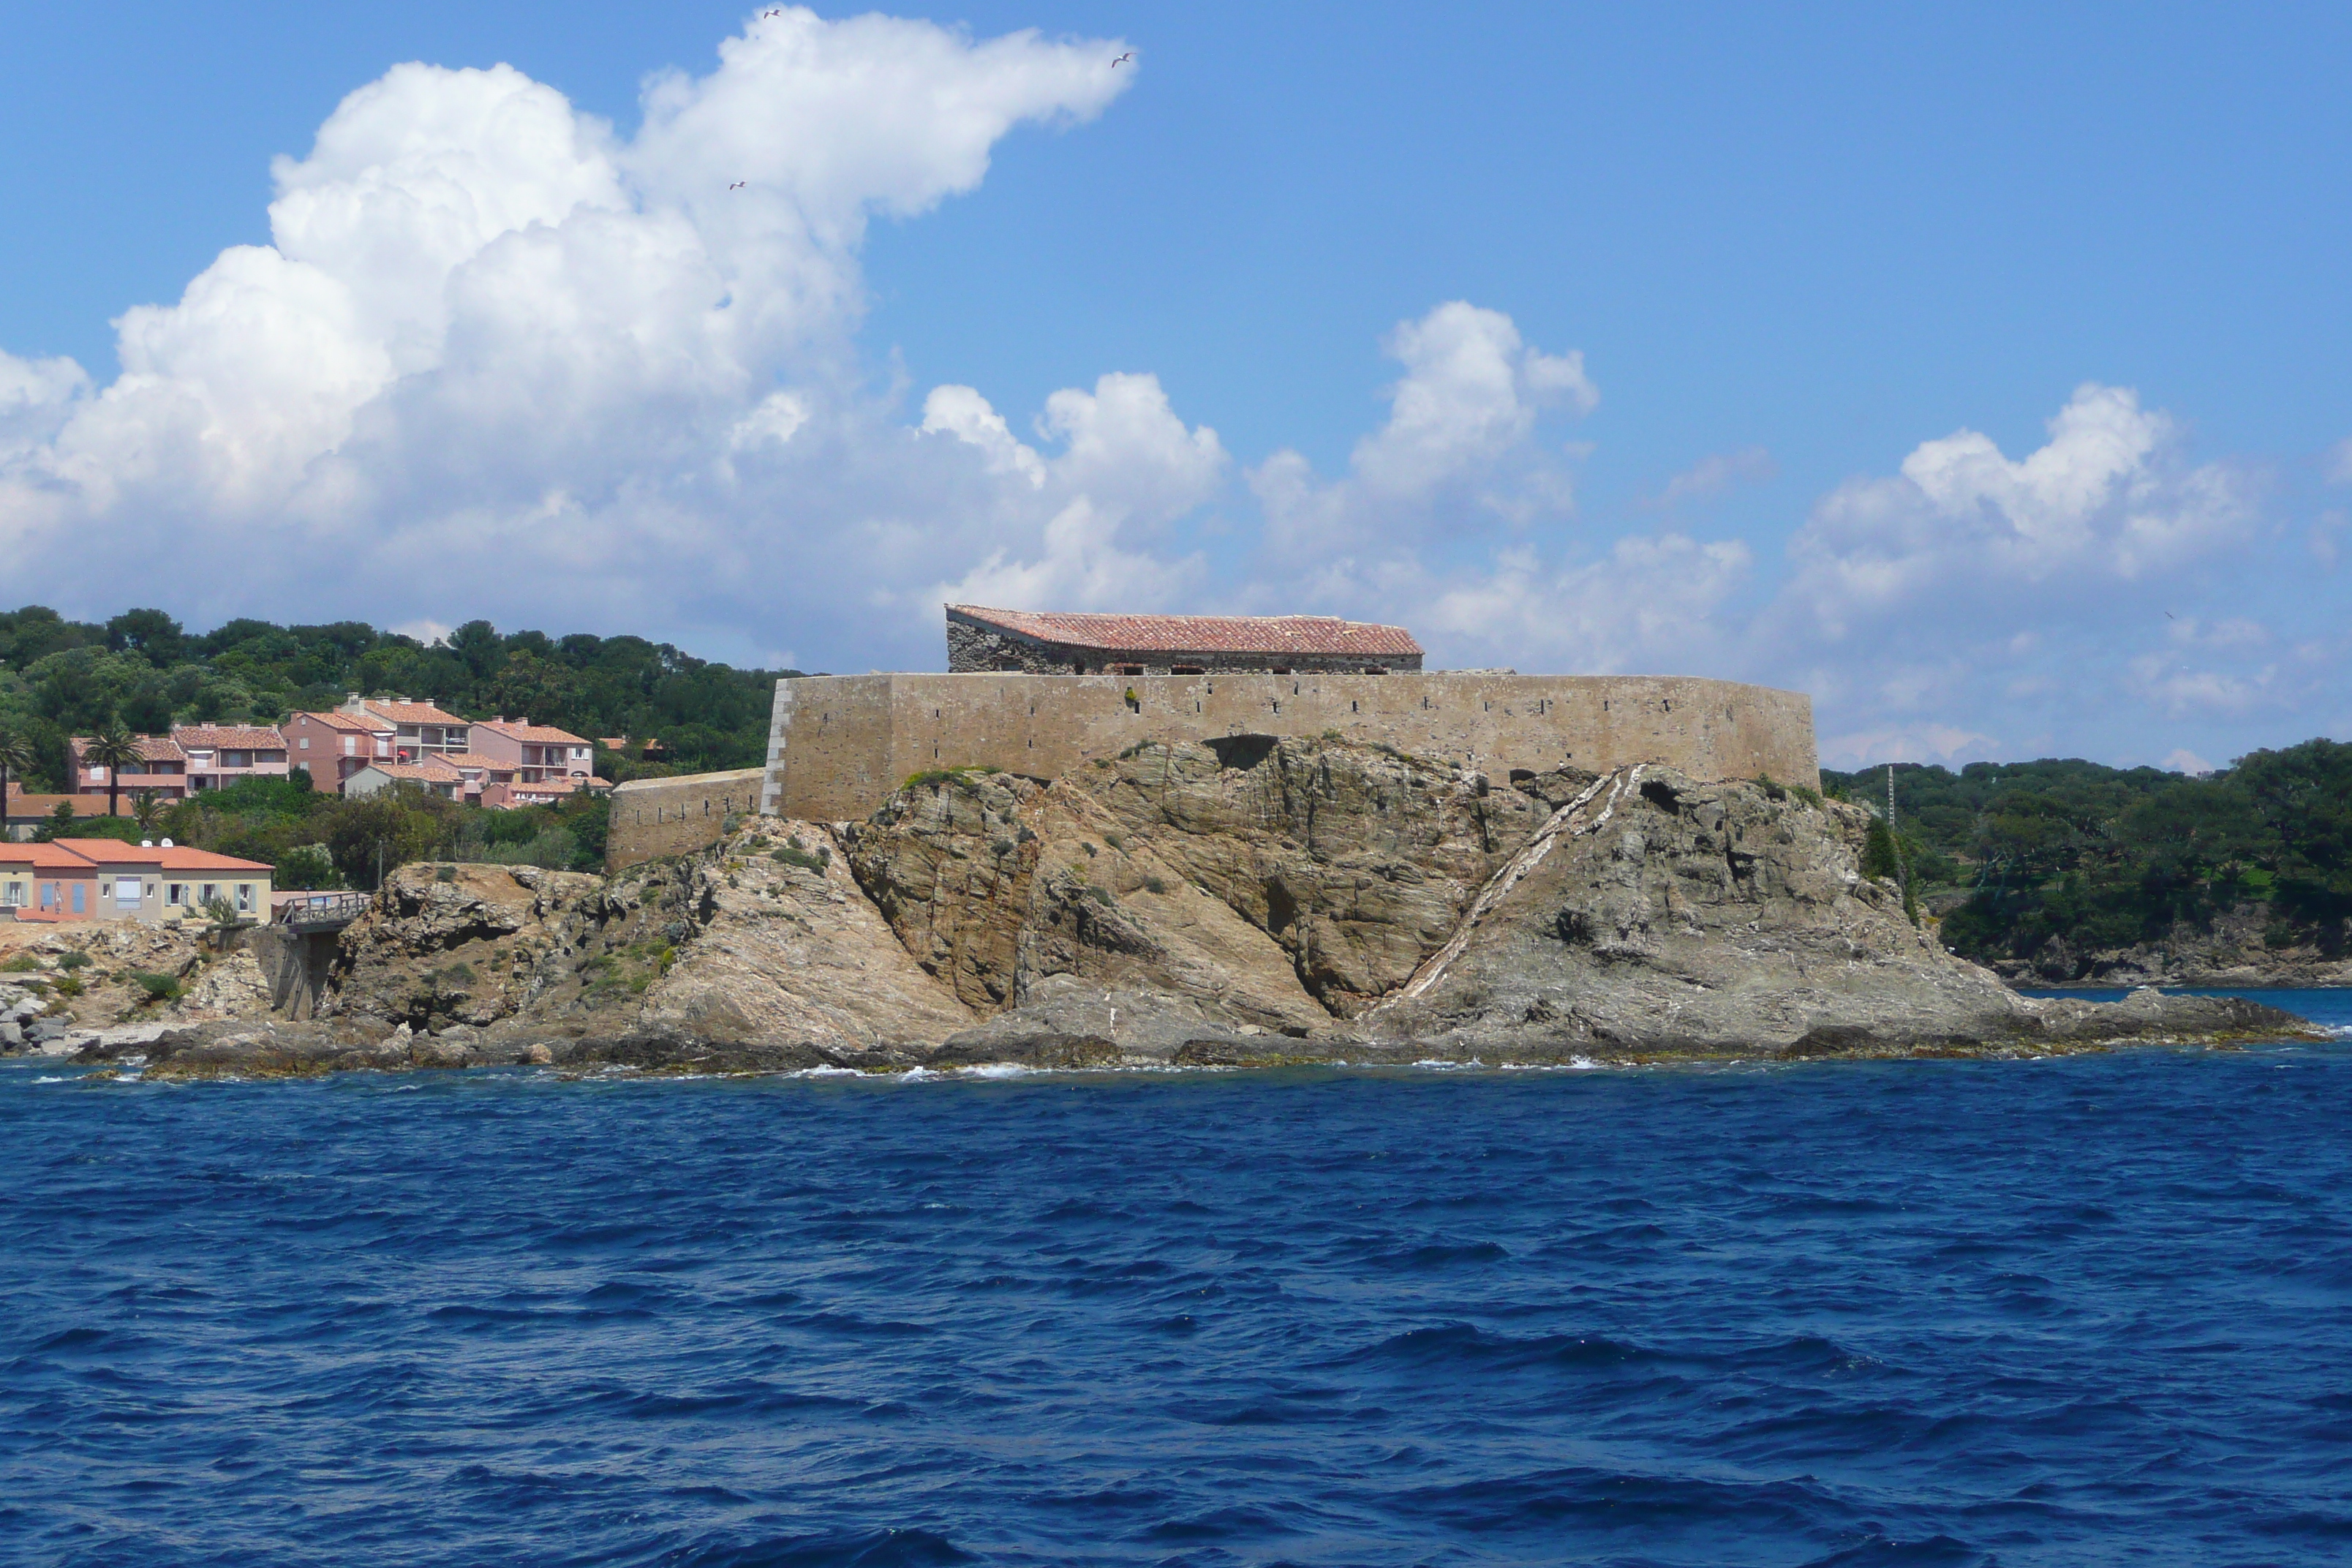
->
[4,989,2350,1567]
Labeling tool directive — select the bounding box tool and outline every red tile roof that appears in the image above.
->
[358,758,464,782]
[70,734,187,764]
[293,710,391,734]
[3,791,126,819]
[0,842,107,870]
[53,840,273,872]
[473,720,592,747]
[436,753,512,771]
[172,725,287,750]
[948,605,1422,657]
[350,699,470,726]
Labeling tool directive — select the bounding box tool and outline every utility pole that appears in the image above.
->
[1887,764,1911,912]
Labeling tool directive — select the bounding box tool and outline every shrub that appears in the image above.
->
[1143,875,1169,895]
[435,864,457,883]
[473,828,578,870]
[0,954,39,973]
[1102,832,1124,850]
[130,971,184,1004]
[772,837,831,872]
[53,976,85,999]
[274,843,343,891]
[57,951,91,971]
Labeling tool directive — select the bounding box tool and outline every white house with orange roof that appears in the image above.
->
[0,842,102,920]
[14,840,274,923]
[342,755,468,801]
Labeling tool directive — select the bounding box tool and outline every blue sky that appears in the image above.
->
[3,3,2347,769]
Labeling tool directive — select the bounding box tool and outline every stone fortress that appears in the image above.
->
[607,607,1820,870]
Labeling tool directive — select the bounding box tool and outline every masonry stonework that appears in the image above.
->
[756,671,1817,824]
[608,768,769,871]
[946,617,1421,676]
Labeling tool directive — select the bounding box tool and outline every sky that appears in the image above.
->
[3,1,2348,772]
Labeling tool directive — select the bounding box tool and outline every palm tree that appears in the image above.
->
[0,727,31,831]
[132,790,166,838]
[81,722,146,824]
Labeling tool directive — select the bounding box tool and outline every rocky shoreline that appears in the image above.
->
[4,739,2329,1080]
[1977,902,2352,990]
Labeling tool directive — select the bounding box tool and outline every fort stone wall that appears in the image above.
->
[760,671,1817,824]
[608,768,768,870]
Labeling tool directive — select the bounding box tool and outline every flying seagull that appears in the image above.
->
[2165,609,2176,619]
[1112,51,1134,67]
[729,181,747,191]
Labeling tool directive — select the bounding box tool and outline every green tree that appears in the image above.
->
[107,608,187,668]
[131,789,166,838]
[0,725,30,821]
[80,720,146,821]
[274,843,344,891]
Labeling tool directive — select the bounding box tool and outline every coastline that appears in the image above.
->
[5,745,2335,1082]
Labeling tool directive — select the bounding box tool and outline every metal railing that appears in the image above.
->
[276,892,374,930]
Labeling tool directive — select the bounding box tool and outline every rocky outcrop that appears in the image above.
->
[49,739,2323,1079]
[1342,765,2299,1059]
[1978,903,2352,990]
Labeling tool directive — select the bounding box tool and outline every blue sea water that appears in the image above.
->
[4,992,2351,1567]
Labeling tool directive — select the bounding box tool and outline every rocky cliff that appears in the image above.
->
[1977,903,2352,990]
[53,738,2319,1079]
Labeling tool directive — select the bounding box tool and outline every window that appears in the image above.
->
[41,883,56,911]
[167,883,185,905]
[236,883,255,914]
[300,736,310,750]
[201,883,216,905]
[2,883,21,907]
[116,878,143,911]
[70,883,86,913]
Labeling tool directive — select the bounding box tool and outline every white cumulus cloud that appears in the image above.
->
[0,9,1131,660]
[1255,301,1596,570]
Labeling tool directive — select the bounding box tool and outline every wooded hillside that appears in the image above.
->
[1824,742,2352,967]
[0,605,796,790]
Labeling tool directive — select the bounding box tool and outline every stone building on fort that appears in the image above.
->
[606,607,1822,870]
[946,605,1424,676]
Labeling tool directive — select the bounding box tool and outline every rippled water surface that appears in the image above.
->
[5,991,2351,1567]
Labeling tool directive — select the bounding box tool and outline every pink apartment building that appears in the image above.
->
[66,725,289,799]
[284,710,395,791]
[171,725,290,791]
[468,719,595,786]
[337,696,471,762]
[65,735,192,801]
